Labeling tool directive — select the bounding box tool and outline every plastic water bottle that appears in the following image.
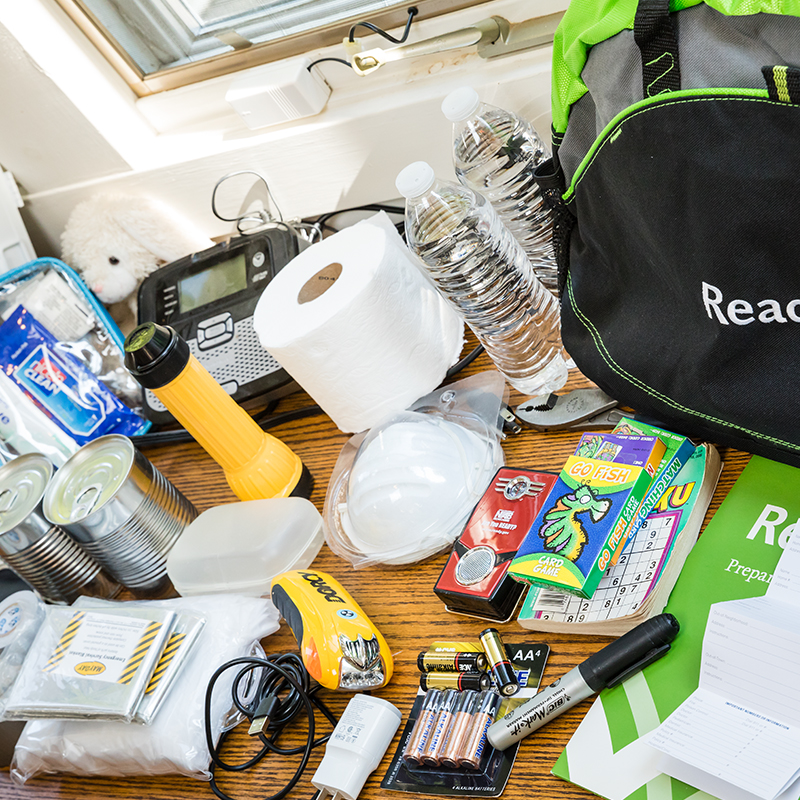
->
[395,161,568,396]
[442,87,558,295]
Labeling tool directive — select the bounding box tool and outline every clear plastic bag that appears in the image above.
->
[10,594,280,782]
[0,591,46,713]
[0,258,149,463]
[0,372,78,466]
[323,371,507,568]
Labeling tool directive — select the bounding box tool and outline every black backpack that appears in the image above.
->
[539,0,800,466]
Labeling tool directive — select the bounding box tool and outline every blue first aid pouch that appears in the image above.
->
[0,306,147,444]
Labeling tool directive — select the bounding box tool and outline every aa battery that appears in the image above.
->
[439,691,479,768]
[417,651,488,673]
[421,689,459,766]
[479,627,520,696]
[458,691,502,769]
[402,690,444,765]
[419,671,491,692]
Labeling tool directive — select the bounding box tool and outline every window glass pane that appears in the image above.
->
[77,0,407,74]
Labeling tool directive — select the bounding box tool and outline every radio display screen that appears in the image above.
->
[178,253,247,313]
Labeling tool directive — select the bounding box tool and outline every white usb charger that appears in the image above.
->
[312,694,401,800]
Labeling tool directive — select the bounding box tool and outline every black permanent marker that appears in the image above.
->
[486,613,679,750]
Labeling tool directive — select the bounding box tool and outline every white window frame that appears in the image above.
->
[52,0,489,95]
[0,0,566,256]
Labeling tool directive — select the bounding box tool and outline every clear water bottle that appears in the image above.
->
[395,161,568,396]
[442,87,558,295]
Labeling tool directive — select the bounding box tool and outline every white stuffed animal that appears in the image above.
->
[61,194,214,332]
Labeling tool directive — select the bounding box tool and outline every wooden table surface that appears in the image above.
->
[0,349,750,800]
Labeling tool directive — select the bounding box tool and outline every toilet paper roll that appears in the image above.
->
[254,213,464,432]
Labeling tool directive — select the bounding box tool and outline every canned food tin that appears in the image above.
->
[43,435,197,597]
[0,453,120,604]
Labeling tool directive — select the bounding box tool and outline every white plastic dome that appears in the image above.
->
[337,412,501,564]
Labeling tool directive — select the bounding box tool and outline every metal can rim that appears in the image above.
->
[42,434,135,526]
[0,453,53,534]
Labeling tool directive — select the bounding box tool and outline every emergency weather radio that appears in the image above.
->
[137,227,305,424]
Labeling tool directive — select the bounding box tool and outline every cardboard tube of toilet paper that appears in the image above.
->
[253,213,464,433]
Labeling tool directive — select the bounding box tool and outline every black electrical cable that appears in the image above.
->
[205,653,337,800]
[128,344,485,450]
[445,344,485,379]
[252,399,279,423]
[257,404,323,429]
[309,203,404,232]
[129,344,483,449]
[129,404,323,448]
[348,7,418,43]
[307,56,351,70]
[306,7,418,70]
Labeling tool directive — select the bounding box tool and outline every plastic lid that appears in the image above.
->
[441,86,481,122]
[166,497,324,596]
[395,161,436,199]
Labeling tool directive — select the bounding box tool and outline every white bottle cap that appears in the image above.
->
[441,86,481,122]
[395,161,435,199]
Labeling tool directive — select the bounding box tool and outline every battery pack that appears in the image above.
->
[434,468,557,621]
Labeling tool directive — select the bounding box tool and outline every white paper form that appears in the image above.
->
[647,532,800,800]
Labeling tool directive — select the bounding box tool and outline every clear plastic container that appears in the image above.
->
[442,87,558,295]
[395,161,568,396]
[165,497,323,597]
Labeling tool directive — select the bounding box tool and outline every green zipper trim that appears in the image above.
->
[563,87,770,203]
[564,273,800,453]
[550,1,800,134]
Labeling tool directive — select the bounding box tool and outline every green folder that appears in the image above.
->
[552,455,800,800]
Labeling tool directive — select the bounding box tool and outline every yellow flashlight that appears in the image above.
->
[124,322,310,500]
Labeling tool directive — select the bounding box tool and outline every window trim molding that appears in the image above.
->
[51,0,490,97]
[51,0,151,94]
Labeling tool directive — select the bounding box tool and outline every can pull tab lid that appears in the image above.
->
[72,484,102,520]
[0,488,18,517]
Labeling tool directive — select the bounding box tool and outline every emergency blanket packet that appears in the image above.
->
[508,434,666,599]
[2,604,177,723]
[71,597,206,726]
[11,595,281,782]
[0,306,146,446]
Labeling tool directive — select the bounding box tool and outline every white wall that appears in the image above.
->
[0,0,566,256]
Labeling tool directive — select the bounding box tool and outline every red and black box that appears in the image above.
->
[434,467,557,622]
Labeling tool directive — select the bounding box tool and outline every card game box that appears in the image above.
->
[506,447,661,599]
